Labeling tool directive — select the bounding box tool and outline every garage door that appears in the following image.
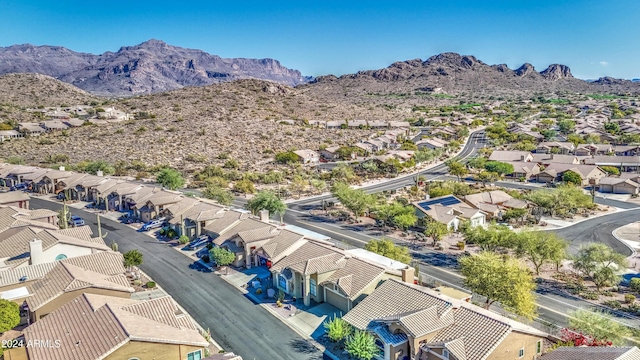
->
[325,288,350,313]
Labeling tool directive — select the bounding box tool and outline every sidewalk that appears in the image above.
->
[613,222,640,272]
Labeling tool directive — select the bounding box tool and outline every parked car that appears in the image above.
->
[10,183,27,191]
[140,219,166,232]
[68,215,85,227]
[187,235,211,250]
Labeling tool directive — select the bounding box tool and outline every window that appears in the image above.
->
[518,348,524,358]
[309,278,317,296]
[187,350,202,360]
[443,349,449,359]
[536,340,542,354]
[55,254,67,261]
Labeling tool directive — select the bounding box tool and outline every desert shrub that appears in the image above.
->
[625,294,636,304]
[146,281,156,289]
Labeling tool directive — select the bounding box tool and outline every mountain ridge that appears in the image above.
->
[0,39,310,96]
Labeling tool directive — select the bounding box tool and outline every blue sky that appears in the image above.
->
[2,1,639,79]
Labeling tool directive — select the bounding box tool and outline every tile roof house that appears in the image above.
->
[293,149,320,164]
[531,153,581,165]
[500,161,542,180]
[488,150,533,162]
[541,346,640,360]
[6,293,208,360]
[575,143,614,156]
[26,262,134,321]
[583,155,640,172]
[413,195,486,230]
[343,279,548,360]
[268,241,414,312]
[535,141,575,154]
[0,191,30,209]
[598,177,640,195]
[536,164,607,186]
[462,190,530,219]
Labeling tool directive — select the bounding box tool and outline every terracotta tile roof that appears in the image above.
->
[463,191,513,206]
[27,262,134,311]
[166,197,199,224]
[321,257,385,300]
[260,230,305,260]
[22,293,208,360]
[0,191,29,204]
[237,225,279,243]
[0,262,57,287]
[488,150,532,162]
[43,229,110,251]
[182,201,226,221]
[271,242,345,275]
[24,208,58,220]
[541,346,640,360]
[343,279,452,331]
[0,227,58,266]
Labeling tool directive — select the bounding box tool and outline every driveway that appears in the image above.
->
[29,198,322,360]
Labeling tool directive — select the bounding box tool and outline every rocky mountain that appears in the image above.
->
[303,52,640,99]
[0,40,310,96]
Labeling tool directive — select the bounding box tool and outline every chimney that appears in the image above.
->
[96,170,104,177]
[259,209,269,223]
[59,166,65,171]
[30,239,44,265]
[520,155,525,161]
[401,267,415,284]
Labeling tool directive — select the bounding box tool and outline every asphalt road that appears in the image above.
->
[29,198,322,360]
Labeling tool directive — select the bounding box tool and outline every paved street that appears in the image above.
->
[29,198,322,360]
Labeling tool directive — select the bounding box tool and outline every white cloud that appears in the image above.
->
[599,61,609,67]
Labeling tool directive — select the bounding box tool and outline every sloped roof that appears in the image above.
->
[205,211,252,239]
[0,191,29,204]
[541,346,640,360]
[260,230,305,260]
[599,177,640,187]
[56,225,94,240]
[237,226,279,243]
[531,153,580,164]
[488,150,532,162]
[27,262,134,310]
[321,257,385,300]
[22,293,208,360]
[463,190,513,206]
[540,163,604,179]
[270,242,345,275]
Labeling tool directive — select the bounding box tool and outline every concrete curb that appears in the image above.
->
[612,227,639,259]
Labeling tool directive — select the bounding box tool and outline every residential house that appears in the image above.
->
[431,127,456,140]
[415,138,448,150]
[320,146,341,160]
[348,120,368,128]
[5,293,208,360]
[531,153,580,166]
[211,218,275,267]
[462,190,530,220]
[63,118,85,127]
[365,139,386,152]
[18,123,46,136]
[251,228,306,268]
[583,155,640,172]
[40,120,69,132]
[269,241,413,311]
[326,120,346,129]
[0,191,30,208]
[535,141,575,154]
[0,130,24,142]
[598,177,640,195]
[25,262,134,322]
[0,252,125,302]
[413,195,486,230]
[541,346,640,360]
[368,120,388,129]
[106,182,143,211]
[98,107,133,121]
[535,164,607,186]
[1,166,45,188]
[126,187,167,220]
[138,190,183,223]
[0,206,59,232]
[388,121,411,128]
[574,143,614,156]
[615,145,640,156]
[164,197,200,235]
[501,161,541,180]
[293,149,320,164]
[488,150,533,163]
[342,279,548,360]
[355,142,375,156]
[181,201,227,239]
[0,227,110,270]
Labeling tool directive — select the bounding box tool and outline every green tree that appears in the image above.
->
[568,309,631,345]
[0,299,20,333]
[310,179,327,194]
[557,119,576,134]
[123,249,144,268]
[562,170,582,185]
[331,182,375,220]
[234,179,255,194]
[629,278,640,293]
[466,156,487,169]
[424,221,450,245]
[459,252,537,319]
[446,159,467,181]
[324,316,352,343]
[573,244,627,291]
[600,166,620,176]
[331,163,357,183]
[540,129,557,140]
[246,190,286,222]
[210,246,236,267]
[288,176,308,198]
[463,224,515,252]
[474,170,498,187]
[156,168,185,190]
[345,330,379,360]
[364,238,411,264]
[514,231,568,275]
[393,212,417,231]
[274,151,299,164]
[566,133,586,147]
[202,185,234,206]
[484,161,515,177]
[604,122,620,135]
